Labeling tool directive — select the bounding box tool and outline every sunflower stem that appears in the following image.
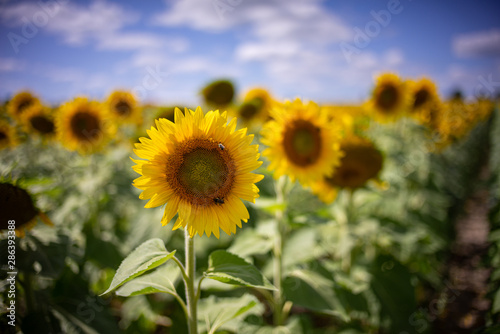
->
[273,176,287,326]
[184,228,198,334]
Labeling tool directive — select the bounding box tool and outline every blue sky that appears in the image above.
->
[1,0,499,106]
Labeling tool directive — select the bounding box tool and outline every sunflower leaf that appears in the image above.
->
[205,250,276,291]
[101,238,176,295]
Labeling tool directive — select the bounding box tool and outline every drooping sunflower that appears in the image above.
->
[201,79,235,107]
[311,136,384,203]
[408,78,439,114]
[132,107,263,238]
[0,182,53,237]
[7,91,41,121]
[106,90,142,125]
[367,73,410,122]
[0,120,17,150]
[20,104,56,139]
[261,99,343,185]
[56,97,113,154]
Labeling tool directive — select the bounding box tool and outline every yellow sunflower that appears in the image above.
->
[311,136,384,203]
[201,79,235,107]
[132,107,263,238]
[106,90,142,125]
[20,104,56,139]
[367,73,410,122]
[261,99,343,185]
[56,97,114,154]
[321,104,370,137]
[0,120,17,150]
[238,87,275,124]
[0,182,53,237]
[7,91,41,121]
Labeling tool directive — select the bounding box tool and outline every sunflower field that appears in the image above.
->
[1,75,500,334]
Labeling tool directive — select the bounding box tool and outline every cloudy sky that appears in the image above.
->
[0,0,499,106]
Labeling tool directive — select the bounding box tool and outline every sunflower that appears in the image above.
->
[0,182,53,237]
[321,104,370,137]
[238,87,275,125]
[7,91,41,121]
[201,79,235,107]
[132,107,263,238]
[20,104,56,139]
[408,78,439,114]
[0,120,17,150]
[106,90,142,125]
[311,136,383,203]
[261,99,343,185]
[367,73,409,122]
[56,97,113,154]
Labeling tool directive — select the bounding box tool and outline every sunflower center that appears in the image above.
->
[283,119,321,167]
[30,115,55,134]
[115,100,132,116]
[70,111,101,141]
[168,138,235,206]
[413,89,429,109]
[0,183,38,229]
[204,81,235,106]
[0,131,7,142]
[377,84,399,111]
[17,99,33,114]
[239,103,259,120]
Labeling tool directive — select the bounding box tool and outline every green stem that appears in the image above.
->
[273,176,286,326]
[185,228,198,334]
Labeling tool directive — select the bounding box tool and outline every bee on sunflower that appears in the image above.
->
[7,91,41,121]
[310,135,384,203]
[367,73,410,122]
[56,97,114,154]
[0,120,18,150]
[0,182,53,237]
[201,79,235,108]
[20,104,56,140]
[106,90,142,125]
[260,98,343,186]
[132,107,263,238]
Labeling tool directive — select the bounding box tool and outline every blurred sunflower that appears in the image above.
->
[311,136,383,203]
[56,97,113,154]
[368,73,409,122]
[0,120,17,150]
[21,104,56,139]
[106,90,142,125]
[201,79,235,107]
[408,78,439,112]
[322,105,370,136]
[132,107,263,238]
[7,91,41,121]
[261,99,343,185]
[0,182,53,237]
[237,88,275,126]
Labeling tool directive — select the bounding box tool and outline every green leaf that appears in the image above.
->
[116,261,181,297]
[205,250,276,290]
[197,294,263,334]
[101,238,176,295]
[227,226,274,257]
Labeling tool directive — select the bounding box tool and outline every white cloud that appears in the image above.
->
[0,57,25,72]
[453,29,500,58]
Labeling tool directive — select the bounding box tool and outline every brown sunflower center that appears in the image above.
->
[204,81,235,106]
[376,84,399,111]
[0,131,7,142]
[115,100,132,116]
[167,138,235,206]
[413,88,429,109]
[239,103,259,120]
[30,115,55,135]
[70,111,101,141]
[17,99,33,114]
[0,183,38,230]
[283,119,322,167]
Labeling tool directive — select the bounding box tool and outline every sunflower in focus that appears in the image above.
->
[106,90,142,125]
[261,99,343,185]
[132,107,263,238]
[201,79,235,107]
[56,97,113,154]
[368,73,409,122]
[7,91,41,121]
[0,120,17,150]
[311,136,384,203]
[0,182,53,237]
[408,78,439,114]
[21,104,56,139]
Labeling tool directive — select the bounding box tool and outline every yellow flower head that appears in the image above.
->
[0,182,53,237]
[106,90,142,125]
[261,99,343,185]
[56,97,114,154]
[201,79,235,107]
[21,104,56,139]
[0,120,18,150]
[368,73,409,122]
[132,107,263,238]
[8,91,41,121]
[311,136,383,203]
[408,77,439,113]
